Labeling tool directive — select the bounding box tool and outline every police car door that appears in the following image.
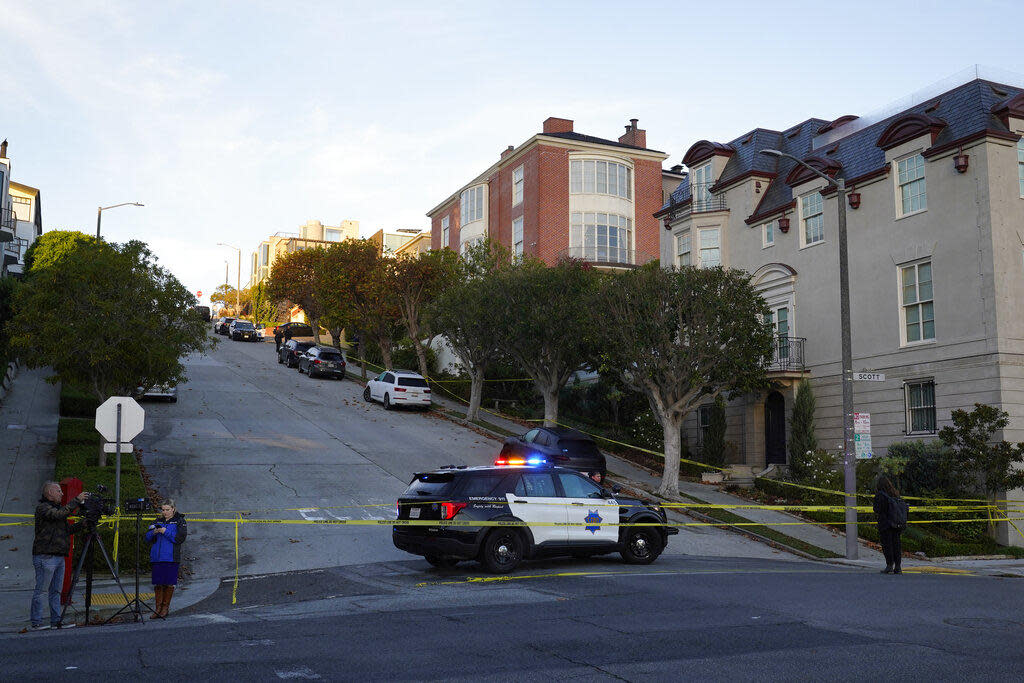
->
[557,472,619,545]
[505,472,568,546]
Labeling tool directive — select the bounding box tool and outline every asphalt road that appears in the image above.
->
[135,335,790,583]
[5,556,1023,681]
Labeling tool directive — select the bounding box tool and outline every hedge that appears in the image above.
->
[59,384,101,419]
[57,418,101,446]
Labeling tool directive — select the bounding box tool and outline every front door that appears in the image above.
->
[506,472,568,546]
[556,472,618,545]
[765,391,787,465]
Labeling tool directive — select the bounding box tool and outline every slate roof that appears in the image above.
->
[541,130,665,154]
[660,79,1024,221]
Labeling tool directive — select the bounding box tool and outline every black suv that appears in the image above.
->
[274,322,314,339]
[278,340,314,368]
[298,346,347,379]
[499,427,607,482]
[393,464,676,573]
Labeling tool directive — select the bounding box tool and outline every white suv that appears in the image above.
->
[363,370,431,410]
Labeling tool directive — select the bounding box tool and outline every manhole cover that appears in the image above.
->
[944,617,1023,630]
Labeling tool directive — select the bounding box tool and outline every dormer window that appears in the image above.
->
[896,154,927,216]
[691,162,714,211]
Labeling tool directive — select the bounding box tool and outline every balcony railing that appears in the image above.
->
[1,207,15,230]
[667,182,727,220]
[559,247,658,267]
[768,336,806,372]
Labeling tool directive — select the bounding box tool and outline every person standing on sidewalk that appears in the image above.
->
[274,326,283,352]
[31,482,88,630]
[145,501,187,618]
[873,476,907,575]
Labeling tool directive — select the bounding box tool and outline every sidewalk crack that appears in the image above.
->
[268,464,298,496]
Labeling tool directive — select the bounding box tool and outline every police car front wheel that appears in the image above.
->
[480,529,524,573]
[621,527,662,565]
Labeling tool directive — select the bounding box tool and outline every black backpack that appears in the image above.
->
[887,493,909,531]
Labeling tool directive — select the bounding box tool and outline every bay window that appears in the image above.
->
[569,212,632,263]
[570,160,632,199]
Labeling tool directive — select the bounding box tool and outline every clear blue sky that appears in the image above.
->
[2,1,1021,304]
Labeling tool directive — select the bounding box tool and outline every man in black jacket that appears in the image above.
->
[31,482,88,630]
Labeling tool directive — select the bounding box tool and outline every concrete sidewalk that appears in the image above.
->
[0,366,61,631]
[418,372,1024,577]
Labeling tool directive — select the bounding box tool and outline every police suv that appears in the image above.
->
[392,463,677,573]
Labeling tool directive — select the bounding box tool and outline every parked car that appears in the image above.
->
[363,369,431,410]
[278,339,314,368]
[273,322,315,341]
[195,305,211,322]
[134,384,178,403]
[498,427,607,483]
[215,317,236,335]
[392,464,676,572]
[298,346,347,379]
[229,319,261,342]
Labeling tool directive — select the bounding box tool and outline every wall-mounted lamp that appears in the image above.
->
[953,146,969,174]
[755,180,762,194]
[848,188,861,210]
[663,218,673,231]
[777,216,790,233]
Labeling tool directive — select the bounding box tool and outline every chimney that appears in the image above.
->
[500,144,515,159]
[0,139,7,159]
[618,118,646,148]
[542,117,574,134]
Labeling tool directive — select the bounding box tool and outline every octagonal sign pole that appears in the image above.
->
[95,396,145,570]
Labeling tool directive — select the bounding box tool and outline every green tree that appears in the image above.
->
[247,282,277,328]
[703,395,727,466]
[593,263,774,496]
[430,240,510,421]
[789,378,818,462]
[8,236,213,465]
[210,283,241,314]
[23,230,95,272]
[392,248,460,378]
[0,277,17,360]
[266,248,326,343]
[485,257,598,426]
[939,403,1024,498]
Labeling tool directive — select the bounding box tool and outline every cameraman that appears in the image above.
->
[31,482,88,631]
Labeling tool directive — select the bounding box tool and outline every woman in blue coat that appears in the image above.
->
[145,500,187,618]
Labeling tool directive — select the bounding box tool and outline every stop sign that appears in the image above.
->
[197,290,203,297]
[95,397,145,442]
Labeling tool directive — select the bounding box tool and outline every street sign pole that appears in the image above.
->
[114,403,122,575]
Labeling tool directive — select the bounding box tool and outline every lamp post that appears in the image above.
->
[217,243,241,315]
[760,148,857,560]
[96,202,144,240]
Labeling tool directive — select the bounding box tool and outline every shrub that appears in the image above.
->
[788,448,842,505]
[60,384,100,419]
[57,418,101,446]
[701,396,727,466]
[789,378,817,462]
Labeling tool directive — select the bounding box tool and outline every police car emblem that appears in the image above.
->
[584,509,602,534]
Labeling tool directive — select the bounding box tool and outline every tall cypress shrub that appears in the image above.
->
[789,378,817,461]
[703,395,727,466]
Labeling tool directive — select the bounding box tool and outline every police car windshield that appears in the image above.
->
[234,321,255,329]
[405,472,455,496]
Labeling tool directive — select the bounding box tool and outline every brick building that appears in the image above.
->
[427,117,670,267]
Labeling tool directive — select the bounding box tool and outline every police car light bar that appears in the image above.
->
[494,457,548,466]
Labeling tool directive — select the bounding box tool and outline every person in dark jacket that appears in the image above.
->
[145,500,187,618]
[873,476,904,574]
[274,327,283,352]
[31,482,89,630]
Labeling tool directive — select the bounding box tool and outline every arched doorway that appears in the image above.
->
[765,391,787,465]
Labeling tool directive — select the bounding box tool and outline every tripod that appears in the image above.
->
[60,521,132,626]
[108,507,158,623]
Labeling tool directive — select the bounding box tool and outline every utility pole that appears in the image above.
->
[217,243,242,316]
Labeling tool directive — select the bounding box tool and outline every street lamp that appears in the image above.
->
[759,148,857,560]
[96,202,144,240]
[217,243,241,315]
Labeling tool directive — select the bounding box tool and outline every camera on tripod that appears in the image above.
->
[80,484,115,527]
[124,497,152,514]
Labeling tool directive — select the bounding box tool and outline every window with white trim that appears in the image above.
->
[512,165,524,206]
[11,195,31,222]
[897,153,927,215]
[762,221,775,248]
[512,217,523,257]
[324,228,343,241]
[904,379,936,434]
[460,236,483,255]
[1017,139,1024,198]
[800,192,824,246]
[676,230,691,267]
[460,185,485,226]
[900,260,934,343]
[569,212,632,263]
[691,163,714,211]
[698,228,720,267]
[441,216,450,248]
[569,160,632,199]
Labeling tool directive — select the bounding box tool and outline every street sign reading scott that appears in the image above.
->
[853,372,885,382]
[95,396,145,442]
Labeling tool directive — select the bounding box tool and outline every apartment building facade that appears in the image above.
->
[657,74,1024,542]
[0,140,42,277]
[427,117,669,268]
[248,219,360,287]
